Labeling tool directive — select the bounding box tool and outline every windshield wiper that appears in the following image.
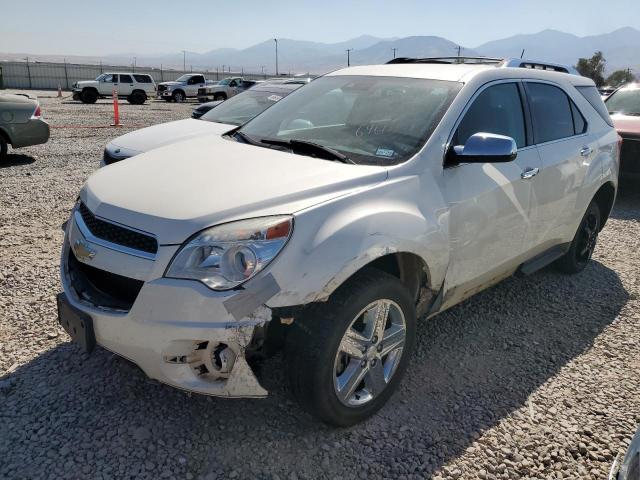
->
[232,130,264,146]
[260,138,355,164]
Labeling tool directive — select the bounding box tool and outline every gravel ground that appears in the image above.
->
[1,90,639,480]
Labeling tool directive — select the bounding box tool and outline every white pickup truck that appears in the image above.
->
[157,74,217,102]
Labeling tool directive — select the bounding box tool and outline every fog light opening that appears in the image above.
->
[211,343,236,375]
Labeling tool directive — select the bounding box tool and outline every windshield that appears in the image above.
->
[238,75,462,165]
[218,79,231,86]
[606,87,640,115]
[175,74,192,82]
[95,74,107,81]
[202,89,289,125]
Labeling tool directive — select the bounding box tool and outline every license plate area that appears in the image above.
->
[57,293,96,353]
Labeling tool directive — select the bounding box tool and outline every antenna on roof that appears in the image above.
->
[520,49,525,59]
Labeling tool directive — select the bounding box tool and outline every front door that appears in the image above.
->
[441,81,542,308]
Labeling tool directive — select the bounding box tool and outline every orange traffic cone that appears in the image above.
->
[57,85,62,98]
[111,87,120,127]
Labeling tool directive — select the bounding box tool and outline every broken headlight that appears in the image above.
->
[165,216,292,290]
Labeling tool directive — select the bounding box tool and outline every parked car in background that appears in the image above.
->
[72,73,156,104]
[157,74,217,103]
[195,77,248,102]
[191,82,301,120]
[60,57,618,426]
[191,100,224,119]
[605,83,640,179]
[102,82,303,165]
[0,93,50,161]
[599,85,617,99]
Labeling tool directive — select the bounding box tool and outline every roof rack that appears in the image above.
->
[386,56,503,65]
[385,56,579,75]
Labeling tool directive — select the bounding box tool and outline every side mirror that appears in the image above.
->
[448,132,517,165]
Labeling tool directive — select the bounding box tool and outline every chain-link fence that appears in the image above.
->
[0,61,270,90]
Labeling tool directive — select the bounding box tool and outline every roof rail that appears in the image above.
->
[385,56,579,76]
[386,56,503,65]
[502,59,579,75]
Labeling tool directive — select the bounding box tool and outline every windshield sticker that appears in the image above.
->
[375,147,395,158]
[267,95,283,102]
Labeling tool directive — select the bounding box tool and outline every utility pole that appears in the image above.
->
[24,57,32,89]
[182,50,186,72]
[456,45,462,57]
[260,65,265,78]
[274,38,279,76]
[391,47,397,59]
[346,48,353,67]
[133,57,136,72]
[520,49,525,59]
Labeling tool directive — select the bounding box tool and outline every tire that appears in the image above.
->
[213,93,226,101]
[172,90,185,103]
[127,91,146,105]
[555,201,601,274]
[285,269,416,427]
[81,89,98,104]
[72,92,80,101]
[0,135,8,162]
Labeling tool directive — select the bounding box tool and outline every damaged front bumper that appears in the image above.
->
[60,215,272,398]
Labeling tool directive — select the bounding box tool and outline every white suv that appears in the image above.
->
[58,58,619,426]
[72,73,156,105]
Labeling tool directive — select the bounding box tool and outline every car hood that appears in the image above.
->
[158,81,182,87]
[612,114,640,137]
[107,119,235,155]
[82,134,388,244]
[76,80,98,87]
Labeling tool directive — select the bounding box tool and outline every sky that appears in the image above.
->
[1,0,639,56]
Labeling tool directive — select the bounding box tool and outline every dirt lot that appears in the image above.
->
[1,91,639,480]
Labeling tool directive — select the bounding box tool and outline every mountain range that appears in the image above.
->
[2,28,639,76]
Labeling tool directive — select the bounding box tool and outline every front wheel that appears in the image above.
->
[81,89,98,104]
[555,201,601,274]
[172,91,185,103]
[285,269,416,426]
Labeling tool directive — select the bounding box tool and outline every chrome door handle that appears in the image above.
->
[521,167,539,179]
[580,146,593,157]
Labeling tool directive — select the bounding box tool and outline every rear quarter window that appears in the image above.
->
[134,75,152,83]
[576,86,614,127]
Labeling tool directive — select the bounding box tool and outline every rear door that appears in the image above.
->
[441,81,542,306]
[118,74,134,96]
[523,81,595,249]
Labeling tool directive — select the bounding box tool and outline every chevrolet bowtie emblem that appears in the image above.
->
[73,239,96,261]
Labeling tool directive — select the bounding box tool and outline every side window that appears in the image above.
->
[455,82,526,148]
[526,83,574,143]
[119,74,133,83]
[133,74,151,83]
[102,74,114,83]
[194,75,205,84]
[570,101,587,134]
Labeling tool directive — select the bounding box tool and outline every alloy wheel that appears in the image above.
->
[576,211,599,265]
[333,299,406,407]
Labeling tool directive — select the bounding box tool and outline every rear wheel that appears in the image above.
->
[555,201,601,274]
[127,91,146,105]
[172,90,185,103]
[285,269,416,426]
[213,93,226,101]
[0,135,8,162]
[81,89,98,104]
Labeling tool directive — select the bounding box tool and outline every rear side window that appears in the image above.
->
[526,83,574,143]
[455,82,527,148]
[570,102,587,134]
[134,74,152,83]
[576,85,614,126]
[119,74,133,83]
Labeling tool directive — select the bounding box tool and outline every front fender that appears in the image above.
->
[266,175,449,307]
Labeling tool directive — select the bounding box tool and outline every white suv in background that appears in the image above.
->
[72,73,156,105]
[58,58,619,426]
